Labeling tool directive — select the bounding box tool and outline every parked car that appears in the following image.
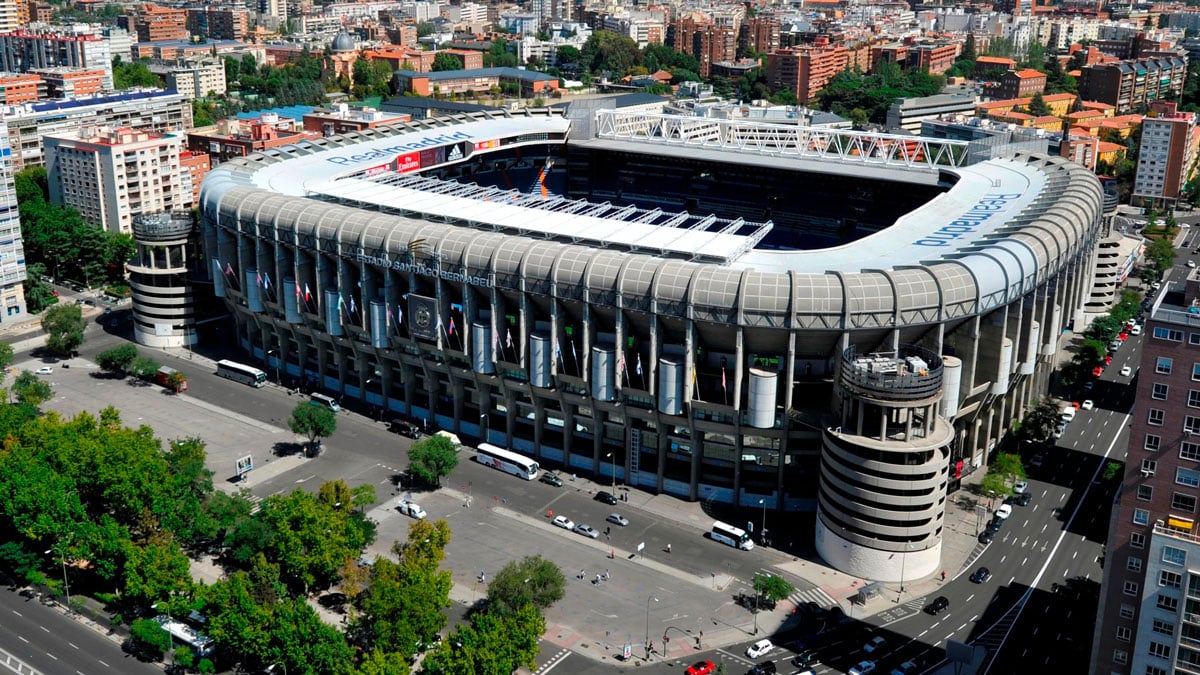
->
[1131,325,1143,336]
[396,501,427,519]
[792,649,819,667]
[923,596,949,615]
[35,366,53,375]
[1120,365,1133,377]
[863,636,886,653]
[595,491,618,505]
[978,530,995,544]
[539,472,563,487]
[388,419,421,439]
[1030,453,1045,468]
[746,639,774,659]
[849,661,876,675]
[551,515,575,530]
[1013,480,1028,495]
[890,661,918,675]
[1014,492,1032,506]
[970,566,992,584]
[685,661,715,675]
[574,524,599,539]
[749,661,777,675]
[1081,400,1095,411]
[606,513,629,527]
[995,504,1013,520]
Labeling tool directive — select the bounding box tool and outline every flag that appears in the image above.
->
[636,353,643,377]
[619,354,626,375]
[554,341,562,361]
[349,296,357,315]
[722,367,727,390]
[691,367,697,384]
[294,282,301,300]
[225,262,234,276]
[436,314,444,331]
[337,295,346,314]
[386,305,393,326]
[448,317,456,335]
[493,330,500,352]
[263,273,271,290]
[213,259,222,276]
[304,284,312,302]
[256,271,263,287]
[571,340,578,364]
[505,329,513,349]
[396,305,403,325]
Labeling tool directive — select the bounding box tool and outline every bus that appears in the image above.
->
[215,360,267,388]
[475,443,539,481]
[710,520,754,550]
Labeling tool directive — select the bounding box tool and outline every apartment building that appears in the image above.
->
[120,4,188,43]
[301,105,410,136]
[739,16,780,56]
[157,61,226,99]
[2,89,192,170]
[767,40,849,104]
[1093,276,1200,675]
[0,29,112,89]
[0,0,20,33]
[178,149,208,208]
[1079,56,1189,113]
[45,126,186,234]
[671,15,736,78]
[0,118,26,321]
[1133,102,1200,206]
[996,68,1047,99]
[0,72,42,103]
[185,113,313,165]
[186,7,248,40]
[29,67,106,98]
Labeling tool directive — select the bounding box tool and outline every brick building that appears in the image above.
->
[671,15,736,78]
[1079,56,1188,113]
[738,16,779,57]
[29,67,106,98]
[997,68,1047,99]
[120,4,188,43]
[766,40,849,104]
[0,72,43,103]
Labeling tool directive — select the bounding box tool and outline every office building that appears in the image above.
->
[886,94,977,133]
[1094,275,1200,674]
[1,89,191,171]
[44,126,186,233]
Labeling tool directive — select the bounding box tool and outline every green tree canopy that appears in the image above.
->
[421,601,544,675]
[40,303,86,356]
[433,52,463,72]
[753,573,795,603]
[1014,400,1060,445]
[408,435,458,487]
[12,371,52,406]
[289,402,338,448]
[113,60,161,89]
[96,344,140,374]
[487,554,565,615]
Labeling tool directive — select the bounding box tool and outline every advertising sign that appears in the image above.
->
[364,164,389,177]
[396,152,420,173]
[418,146,446,168]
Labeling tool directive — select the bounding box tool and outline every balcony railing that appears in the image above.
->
[840,343,944,401]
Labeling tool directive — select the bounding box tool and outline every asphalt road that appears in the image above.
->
[0,585,161,675]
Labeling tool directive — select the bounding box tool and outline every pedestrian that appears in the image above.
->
[666,543,672,554]
[595,573,602,584]
[941,570,946,581]
[604,570,610,581]
[580,568,585,580]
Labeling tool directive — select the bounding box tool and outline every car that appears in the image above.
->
[970,566,992,583]
[606,513,629,527]
[396,501,427,519]
[749,661,777,675]
[1104,355,1113,365]
[594,491,618,505]
[792,649,819,667]
[1120,365,1133,377]
[1053,427,1064,440]
[924,596,950,615]
[1189,260,1197,269]
[574,523,599,539]
[551,515,575,530]
[978,530,995,544]
[1013,480,1029,494]
[995,504,1013,520]
[685,660,715,675]
[35,366,53,374]
[1014,492,1032,506]
[388,419,421,439]
[890,662,918,675]
[1131,325,1143,335]
[986,516,1004,534]
[1083,380,1094,392]
[849,660,876,675]
[863,636,886,653]
[1081,400,1094,411]
[1093,366,1104,377]
[539,472,563,487]
[1031,453,1045,468]
[746,638,774,659]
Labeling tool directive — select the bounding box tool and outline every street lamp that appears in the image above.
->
[605,451,617,494]
[644,595,659,660]
[267,349,282,384]
[45,539,71,613]
[898,541,912,602]
[480,413,488,443]
[758,498,767,546]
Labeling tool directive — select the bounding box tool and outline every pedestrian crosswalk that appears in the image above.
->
[247,494,264,515]
[789,584,838,608]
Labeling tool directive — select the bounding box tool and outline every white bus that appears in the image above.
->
[215,360,267,388]
[711,520,754,550]
[475,443,539,480]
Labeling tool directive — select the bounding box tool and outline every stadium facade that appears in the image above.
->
[197,108,1103,581]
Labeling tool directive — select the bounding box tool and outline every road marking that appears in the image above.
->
[920,629,929,637]
[98,660,109,668]
[972,615,979,622]
[1073,551,1078,559]
[10,610,20,617]
[534,648,572,674]
[68,642,78,650]
[967,594,975,603]
[959,622,969,631]
[1009,576,1016,585]
[17,637,27,644]
[1000,555,1006,563]
[1022,557,1028,566]
[45,652,57,660]
[39,625,49,633]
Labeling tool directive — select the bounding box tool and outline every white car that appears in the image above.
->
[574,524,599,539]
[745,638,774,659]
[1131,325,1143,336]
[863,636,886,653]
[396,501,427,519]
[995,504,1013,520]
[1189,260,1197,269]
[551,515,575,530]
[1120,365,1133,377]
[850,661,877,675]
[1081,400,1095,411]
[35,366,53,374]
[1013,480,1029,495]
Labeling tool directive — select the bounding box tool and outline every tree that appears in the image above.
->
[1014,401,1059,444]
[22,263,55,313]
[123,535,194,606]
[351,483,377,513]
[130,617,173,659]
[289,402,338,451]
[1027,92,1051,116]
[422,602,544,675]
[408,435,459,487]
[11,371,52,406]
[96,344,139,374]
[753,573,794,606]
[0,342,13,383]
[130,356,161,379]
[487,555,565,615]
[113,60,161,89]
[962,33,977,62]
[980,471,1009,501]
[992,452,1026,485]
[433,52,462,72]
[1145,238,1176,276]
[40,303,85,356]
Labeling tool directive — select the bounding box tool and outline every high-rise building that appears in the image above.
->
[1,89,190,171]
[120,4,188,43]
[0,29,112,89]
[0,0,21,33]
[0,118,27,322]
[44,126,186,234]
[1079,56,1188,113]
[738,16,779,56]
[1093,275,1200,674]
[767,39,850,104]
[671,15,736,79]
[1133,102,1200,206]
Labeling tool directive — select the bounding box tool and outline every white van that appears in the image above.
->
[309,393,341,413]
[434,430,461,450]
[1061,405,1076,422]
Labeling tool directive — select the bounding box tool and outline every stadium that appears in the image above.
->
[198,106,1103,581]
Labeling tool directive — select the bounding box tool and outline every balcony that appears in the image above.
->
[840,344,943,401]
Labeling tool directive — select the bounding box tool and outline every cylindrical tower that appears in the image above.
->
[129,211,200,348]
[815,344,953,582]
